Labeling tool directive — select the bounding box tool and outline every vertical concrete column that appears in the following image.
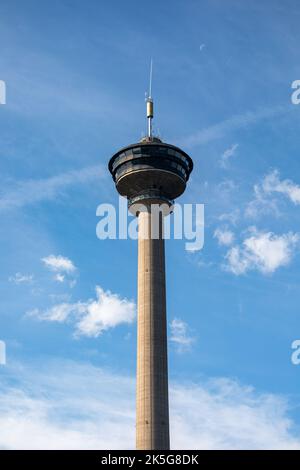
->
[136,206,170,450]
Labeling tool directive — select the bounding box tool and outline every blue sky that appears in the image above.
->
[1,0,300,449]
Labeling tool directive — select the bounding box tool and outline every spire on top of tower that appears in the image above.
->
[146,58,154,139]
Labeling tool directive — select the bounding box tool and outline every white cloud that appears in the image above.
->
[262,170,300,205]
[42,255,76,273]
[0,165,104,211]
[8,272,34,284]
[225,228,299,275]
[28,286,136,338]
[220,143,239,168]
[170,318,195,352]
[225,246,249,275]
[0,360,300,449]
[246,170,300,219]
[171,377,300,450]
[214,228,235,246]
[54,273,65,283]
[29,304,73,323]
[0,360,134,450]
[75,287,135,338]
[245,183,279,219]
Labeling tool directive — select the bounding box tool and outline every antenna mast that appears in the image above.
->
[146,59,153,139]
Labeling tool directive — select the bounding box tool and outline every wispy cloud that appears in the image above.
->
[246,170,300,219]
[214,228,235,246]
[28,286,136,338]
[170,318,195,352]
[219,209,240,226]
[245,184,279,219]
[1,359,300,449]
[178,105,288,149]
[261,170,300,205]
[54,273,65,283]
[42,254,77,286]
[42,255,76,273]
[8,273,34,284]
[220,143,239,168]
[171,377,300,450]
[0,165,104,212]
[224,228,299,275]
[0,360,135,450]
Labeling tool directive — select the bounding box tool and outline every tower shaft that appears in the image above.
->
[136,208,170,450]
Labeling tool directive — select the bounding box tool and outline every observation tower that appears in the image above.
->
[108,69,193,449]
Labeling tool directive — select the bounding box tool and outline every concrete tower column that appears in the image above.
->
[136,206,170,450]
